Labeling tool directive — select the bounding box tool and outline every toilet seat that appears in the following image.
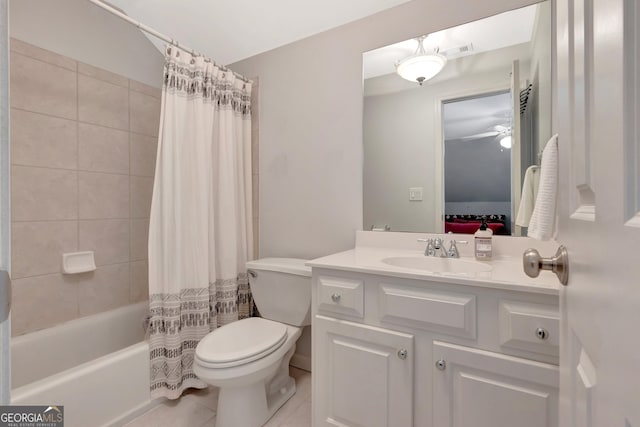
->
[195,317,288,369]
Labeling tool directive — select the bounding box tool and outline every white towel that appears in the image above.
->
[515,165,540,227]
[528,134,558,240]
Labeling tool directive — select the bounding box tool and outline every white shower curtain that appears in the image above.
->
[148,46,253,399]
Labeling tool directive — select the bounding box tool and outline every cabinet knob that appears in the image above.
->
[535,327,549,340]
[397,349,408,360]
[331,293,341,303]
[435,359,446,371]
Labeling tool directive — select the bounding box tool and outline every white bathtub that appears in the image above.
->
[11,302,157,427]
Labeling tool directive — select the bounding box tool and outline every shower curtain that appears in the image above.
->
[148,46,254,399]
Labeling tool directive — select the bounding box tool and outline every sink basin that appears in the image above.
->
[381,256,492,275]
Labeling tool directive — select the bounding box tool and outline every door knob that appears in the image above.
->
[523,245,569,286]
[397,349,408,360]
[331,293,341,303]
[435,359,446,371]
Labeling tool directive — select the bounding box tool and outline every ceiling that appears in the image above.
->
[444,92,512,141]
[105,0,412,65]
[363,3,538,79]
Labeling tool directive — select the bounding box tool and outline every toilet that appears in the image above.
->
[193,258,311,427]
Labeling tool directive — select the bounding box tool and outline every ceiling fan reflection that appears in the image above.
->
[457,125,512,148]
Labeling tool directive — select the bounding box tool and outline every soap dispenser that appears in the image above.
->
[474,217,493,260]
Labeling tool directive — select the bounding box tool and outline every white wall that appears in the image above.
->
[231,0,541,259]
[9,0,164,87]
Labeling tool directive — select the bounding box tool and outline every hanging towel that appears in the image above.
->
[515,165,540,227]
[528,134,559,240]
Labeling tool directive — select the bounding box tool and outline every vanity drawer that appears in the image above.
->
[317,276,364,318]
[499,300,559,356]
[378,283,476,339]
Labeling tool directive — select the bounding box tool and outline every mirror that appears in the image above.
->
[363,1,552,235]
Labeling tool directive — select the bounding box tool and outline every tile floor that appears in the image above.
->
[123,367,311,427]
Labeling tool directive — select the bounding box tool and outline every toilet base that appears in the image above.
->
[213,346,297,427]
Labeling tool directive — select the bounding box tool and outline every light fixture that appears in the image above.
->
[500,135,512,149]
[396,36,447,85]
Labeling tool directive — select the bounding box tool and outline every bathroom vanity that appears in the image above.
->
[308,231,560,427]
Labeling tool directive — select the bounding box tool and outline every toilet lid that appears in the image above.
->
[196,317,288,368]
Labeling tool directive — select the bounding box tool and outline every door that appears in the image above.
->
[313,315,414,427]
[555,0,640,425]
[0,0,10,405]
[433,341,559,427]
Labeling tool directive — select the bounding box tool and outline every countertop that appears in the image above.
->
[307,246,560,296]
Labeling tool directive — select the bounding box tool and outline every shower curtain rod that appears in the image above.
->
[86,0,252,84]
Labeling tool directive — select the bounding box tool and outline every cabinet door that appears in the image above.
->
[314,315,414,427]
[433,341,559,427]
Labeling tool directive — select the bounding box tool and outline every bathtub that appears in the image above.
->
[11,302,157,427]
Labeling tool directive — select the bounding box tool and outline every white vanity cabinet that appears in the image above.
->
[311,268,560,427]
[314,315,414,427]
[432,341,558,427]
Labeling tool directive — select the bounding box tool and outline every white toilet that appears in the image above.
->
[193,258,311,427]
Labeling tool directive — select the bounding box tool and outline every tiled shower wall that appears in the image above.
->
[9,39,160,336]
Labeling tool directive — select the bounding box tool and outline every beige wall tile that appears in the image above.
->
[12,166,78,221]
[10,53,77,120]
[130,176,154,218]
[78,62,128,88]
[10,38,77,71]
[129,79,161,98]
[11,109,77,170]
[129,91,160,137]
[130,219,149,261]
[11,273,79,336]
[130,260,149,303]
[12,221,78,278]
[79,219,129,266]
[78,123,129,174]
[78,74,129,130]
[77,263,130,317]
[79,172,129,219]
[9,42,162,333]
[130,133,157,177]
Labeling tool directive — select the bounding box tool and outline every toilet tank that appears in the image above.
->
[246,258,312,327]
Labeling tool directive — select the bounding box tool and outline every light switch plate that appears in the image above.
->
[409,187,423,201]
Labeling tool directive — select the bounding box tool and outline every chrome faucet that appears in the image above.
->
[446,232,469,258]
[418,237,468,258]
[433,238,449,258]
[447,240,460,258]
[425,239,436,256]
[417,238,436,256]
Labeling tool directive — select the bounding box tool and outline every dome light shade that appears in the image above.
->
[396,53,447,85]
[500,135,512,149]
[396,36,447,85]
